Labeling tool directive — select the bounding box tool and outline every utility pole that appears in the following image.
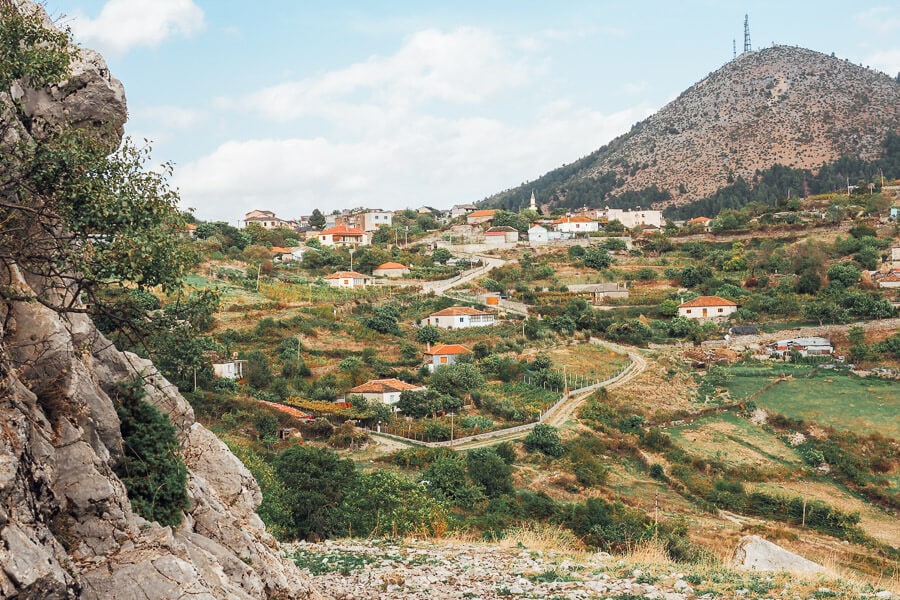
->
[256,263,261,291]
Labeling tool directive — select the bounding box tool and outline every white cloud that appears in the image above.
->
[175,103,655,221]
[69,0,204,55]
[864,49,900,77]
[238,27,532,124]
[854,7,900,34]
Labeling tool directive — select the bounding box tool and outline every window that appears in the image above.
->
[718,308,723,313]
[686,309,691,314]
[440,356,448,364]
[459,317,464,323]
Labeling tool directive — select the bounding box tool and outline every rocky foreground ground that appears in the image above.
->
[287,538,898,600]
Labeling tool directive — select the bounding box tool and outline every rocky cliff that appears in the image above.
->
[0,3,317,598]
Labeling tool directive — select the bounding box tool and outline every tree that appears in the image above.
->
[826,263,861,287]
[432,247,452,264]
[605,219,625,233]
[113,379,189,527]
[416,325,441,345]
[309,208,326,230]
[245,350,272,389]
[466,448,513,497]
[338,471,447,537]
[523,424,565,457]
[364,303,401,335]
[397,389,461,418]
[583,248,613,270]
[429,363,485,397]
[273,446,357,540]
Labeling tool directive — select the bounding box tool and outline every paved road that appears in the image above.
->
[419,255,506,296]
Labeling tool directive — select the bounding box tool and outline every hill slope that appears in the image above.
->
[483,46,900,212]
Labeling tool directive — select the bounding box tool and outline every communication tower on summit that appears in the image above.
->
[733,39,736,59]
[743,14,752,53]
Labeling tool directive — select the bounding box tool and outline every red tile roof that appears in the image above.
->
[429,306,491,317]
[321,225,365,236]
[678,295,738,308]
[258,401,311,420]
[552,215,594,224]
[270,246,292,253]
[349,378,423,394]
[424,344,472,356]
[323,271,370,279]
[467,209,496,218]
[375,262,408,270]
[688,216,712,224]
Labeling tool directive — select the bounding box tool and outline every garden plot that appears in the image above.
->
[667,413,802,469]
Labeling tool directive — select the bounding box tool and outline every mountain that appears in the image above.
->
[482,46,900,213]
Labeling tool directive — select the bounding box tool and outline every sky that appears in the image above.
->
[45,1,900,225]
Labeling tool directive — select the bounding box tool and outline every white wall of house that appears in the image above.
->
[606,209,663,229]
[363,211,393,231]
[426,314,495,329]
[556,220,599,233]
[678,304,737,320]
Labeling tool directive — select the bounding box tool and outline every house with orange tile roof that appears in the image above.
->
[677,295,738,321]
[347,378,426,405]
[423,344,472,372]
[466,209,497,225]
[323,271,372,288]
[318,224,368,247]
[552,214,599,234]
[373,262,410,278]
[424,306,495,329]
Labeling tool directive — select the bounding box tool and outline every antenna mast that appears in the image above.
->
[733,39,736,59]
[743,15,751,53]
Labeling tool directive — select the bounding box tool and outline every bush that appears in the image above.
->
[524,424,565,457]
[113,379,189,527]
[466,448,514,497]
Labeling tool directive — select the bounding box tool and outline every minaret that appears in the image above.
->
[529,190,537,212]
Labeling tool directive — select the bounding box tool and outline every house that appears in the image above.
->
[875,271,900,289]
[687,216,712,231]
[890,204,900,219]
[244,209,287,230]
[484,226,519,244]
[892,246,900,269]
[323,271,372,288]
[528,224,549,245]
[425,306,495,329]
[212,359,246,380]
[347,378,426,406]
[450,204,477,219]
[257,401,313,422]
[677,295,738,320]
[768,337,833,358]
[183,223,197,238]
[582,282,629,305]
[606,208,663,229]
[552,215,599,234]
[373,262,410,278]
[424,344,472,372]
[466,209,497,225]
[271,246,294,262]
[318,224,368,247]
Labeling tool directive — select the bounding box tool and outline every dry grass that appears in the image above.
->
[622,537,672,565]
[491,522,586,554]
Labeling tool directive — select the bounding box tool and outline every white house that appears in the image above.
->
[243,209,287,230]
[424,344,472,372]
[552,215,599,234]
[581,282,629,305]
[484,226,519,245]
[347,378,425,405]
[212,359,246,380]
[528,224,549,245]
[450,204,477,219]
[323,271,372,288]
[361,210,393,232]
[318,224,368,247]
[875,271,900,288]
[768,337,833,358]
[677,295,738,320]
[373,262,410,278]
[425,306,495,329]
[606,208,663,229]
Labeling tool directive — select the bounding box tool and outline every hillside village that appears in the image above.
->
[170,176,900,595]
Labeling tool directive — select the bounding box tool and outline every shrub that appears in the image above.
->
[113,379,189,527]
[524,424,565,457]
[466,448,514,497]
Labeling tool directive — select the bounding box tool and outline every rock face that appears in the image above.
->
[732,535,827,574]
[0,3,316,598]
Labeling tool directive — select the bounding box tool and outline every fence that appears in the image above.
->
[369,350,635,449]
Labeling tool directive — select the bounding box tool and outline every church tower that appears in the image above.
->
[528,190,537,212]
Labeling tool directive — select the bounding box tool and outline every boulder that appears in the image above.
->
[732,535,826,574]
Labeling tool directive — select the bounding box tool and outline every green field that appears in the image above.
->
[727,367,899,439]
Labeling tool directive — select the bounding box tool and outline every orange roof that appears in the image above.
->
[185,223,197,230]
[321,224,365,236]
[429,306,491,317]
[375,262,408,270]
[258,401,311,420]
[349,378,423,394]
[878,272,900,282]
[323,271,370,279]
[688,216,712,224]
[552,215,594,224]
[467,209,496,218]
[678,295,738,308]
[424,344,472,356]
[270,246,292,253]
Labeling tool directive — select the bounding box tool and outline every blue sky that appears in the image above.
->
[46,1,900,224]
